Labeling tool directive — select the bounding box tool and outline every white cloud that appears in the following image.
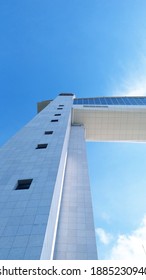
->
[96,228,113,245]
[116,78,146,97]
[109,215,146,259]
[112,54,146,97]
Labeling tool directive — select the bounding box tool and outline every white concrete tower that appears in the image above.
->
[0,93,146,260]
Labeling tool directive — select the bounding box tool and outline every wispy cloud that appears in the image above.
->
[109,215,146,259]
[111,54,146,97]
[101,212,111,224]
[115,77,146,97]
[96,228,113,245]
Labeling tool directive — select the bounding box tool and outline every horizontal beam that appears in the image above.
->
[72,106,146,142]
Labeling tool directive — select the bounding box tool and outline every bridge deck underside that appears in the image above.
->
[72,107,146,142]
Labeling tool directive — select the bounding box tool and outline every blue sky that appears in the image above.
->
[0,0,146,259]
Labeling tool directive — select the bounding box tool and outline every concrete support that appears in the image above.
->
[54,125,97,260]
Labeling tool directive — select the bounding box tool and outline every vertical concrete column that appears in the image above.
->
[54,125,97,260]
[0,95,73,260]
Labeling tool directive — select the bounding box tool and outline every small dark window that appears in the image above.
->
[57,108,63,110]
[51,119,58,122]
[44,131,53,135]
[36,144,48,149]
[59,93,74,96]
[59,105,64,107]
[15,179,33,190]
[54,114,61,116]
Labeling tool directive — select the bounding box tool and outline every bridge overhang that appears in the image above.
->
[72,105,146,142]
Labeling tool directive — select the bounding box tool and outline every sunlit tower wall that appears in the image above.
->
[0,93,146,260]
[0,93,97,260]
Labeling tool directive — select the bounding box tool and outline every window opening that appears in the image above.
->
[15,179,33,190]
[36,144,48,149]
[44,131,53,135]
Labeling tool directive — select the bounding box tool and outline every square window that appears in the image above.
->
[51,119,58,122]
[44,131,53,135]
[15,179,33,190]
[36,144,48,149]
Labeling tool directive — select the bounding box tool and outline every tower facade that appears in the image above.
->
[0,93,146,260]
